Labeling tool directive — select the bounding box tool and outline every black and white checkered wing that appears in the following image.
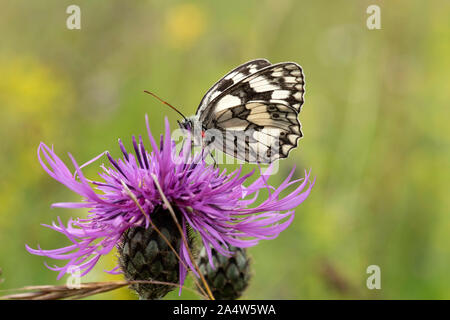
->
[198,60,305,163]
[196,59,271,116]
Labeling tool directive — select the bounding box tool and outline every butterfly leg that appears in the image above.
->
[210,151,218,168]
[201,131,220,167]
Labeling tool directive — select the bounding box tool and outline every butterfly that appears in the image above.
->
[149,59,305,163]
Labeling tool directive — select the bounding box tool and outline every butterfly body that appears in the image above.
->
[179,59,305,163]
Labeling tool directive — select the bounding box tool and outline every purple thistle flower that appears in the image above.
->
[27,115,314,290]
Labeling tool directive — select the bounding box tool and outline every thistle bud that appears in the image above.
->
[118,207,194,300]
[197,246,251,300]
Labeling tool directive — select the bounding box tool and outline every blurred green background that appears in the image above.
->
[0,0,449,299]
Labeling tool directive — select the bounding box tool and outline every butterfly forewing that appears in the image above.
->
[200,62,305,123]
[196,59,271,117]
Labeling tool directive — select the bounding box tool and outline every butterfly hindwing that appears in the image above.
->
[209,101,302,162]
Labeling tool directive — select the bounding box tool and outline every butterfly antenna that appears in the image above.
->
[143,90,188,121]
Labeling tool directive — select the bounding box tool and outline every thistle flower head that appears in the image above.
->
[27,116,314,290]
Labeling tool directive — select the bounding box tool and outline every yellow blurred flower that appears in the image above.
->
[0,56,73,224]
[165,3,207,49]
[0,57,66,116]
[0,56,73,136]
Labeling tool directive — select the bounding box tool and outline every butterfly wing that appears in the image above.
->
[199,61,305,163]
[196,59,271,116]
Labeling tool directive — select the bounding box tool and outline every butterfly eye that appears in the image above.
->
[181,121,191,131]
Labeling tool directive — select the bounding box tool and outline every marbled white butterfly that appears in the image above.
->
[151,59,306,163]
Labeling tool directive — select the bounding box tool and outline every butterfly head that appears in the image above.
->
[178,115,207,147]
[178,115,201,133]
